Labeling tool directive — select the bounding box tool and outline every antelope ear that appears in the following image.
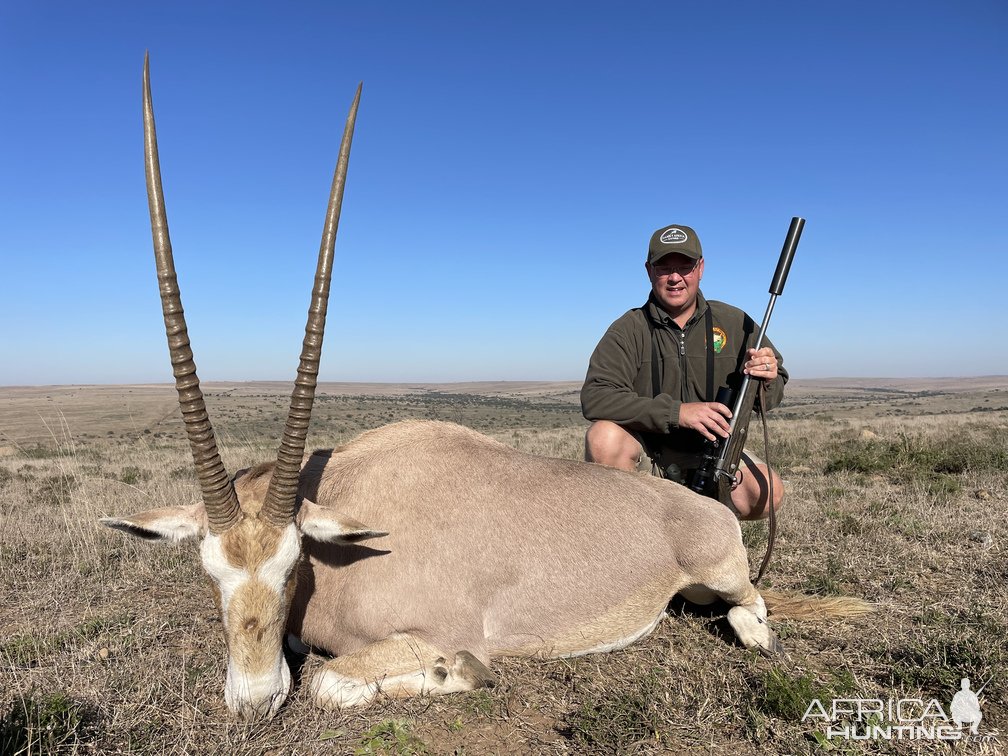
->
[100,503,208,542]
[297,499,388,544]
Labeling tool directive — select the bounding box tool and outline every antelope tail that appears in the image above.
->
[762,589,876,620]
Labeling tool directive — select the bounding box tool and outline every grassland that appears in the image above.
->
[1,378,1005,754]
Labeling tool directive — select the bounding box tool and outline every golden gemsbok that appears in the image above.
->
[102,57,864,720]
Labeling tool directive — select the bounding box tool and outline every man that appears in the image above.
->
[581,223,787,520]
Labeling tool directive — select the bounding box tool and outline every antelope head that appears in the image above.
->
[101,55,364,719]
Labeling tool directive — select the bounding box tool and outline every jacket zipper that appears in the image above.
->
[678,326,688,399]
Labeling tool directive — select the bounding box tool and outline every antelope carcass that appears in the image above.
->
[104,57,792,720]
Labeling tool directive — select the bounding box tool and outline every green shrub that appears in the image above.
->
[354,719,426,755]
[759,667,856,721]
[119,466,150,485]
[0,692,86,754]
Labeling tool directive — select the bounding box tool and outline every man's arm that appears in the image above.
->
[580,312,681,434]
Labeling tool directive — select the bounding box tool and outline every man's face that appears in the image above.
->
[646,253,704,316]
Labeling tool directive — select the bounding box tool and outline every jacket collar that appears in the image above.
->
[646,290,709,329]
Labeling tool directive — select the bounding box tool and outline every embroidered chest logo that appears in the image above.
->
[712,326,727,354]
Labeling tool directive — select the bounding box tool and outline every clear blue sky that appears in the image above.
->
[1,1,1005,385]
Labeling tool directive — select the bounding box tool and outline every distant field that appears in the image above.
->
[3,377,1007,448]
[0,381,584,450]
[1,379,1005,754]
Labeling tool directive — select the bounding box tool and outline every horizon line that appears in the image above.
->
[3,375,1007,391]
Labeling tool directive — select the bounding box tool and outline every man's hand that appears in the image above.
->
[744,347,778,381]
[678,401,732,442]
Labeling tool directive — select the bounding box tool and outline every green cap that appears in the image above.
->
[648,224,702,263]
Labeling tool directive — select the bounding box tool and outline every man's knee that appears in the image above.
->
[584,421,642,471]
[735,465,784,521]
[584,420,626,463]
[761,471,785,515]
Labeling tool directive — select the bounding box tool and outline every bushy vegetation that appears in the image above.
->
[823,431,1007,479]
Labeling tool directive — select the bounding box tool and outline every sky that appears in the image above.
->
[1,1,1005,385]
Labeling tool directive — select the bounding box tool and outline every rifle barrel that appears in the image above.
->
[769,217,804,296]
[717,217,804,465]
[726,294,778,435]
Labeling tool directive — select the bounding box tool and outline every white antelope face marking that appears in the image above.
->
[200,521,301,719]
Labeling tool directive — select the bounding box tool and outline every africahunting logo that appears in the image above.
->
[712,327,727,354]
[802,677,998,743]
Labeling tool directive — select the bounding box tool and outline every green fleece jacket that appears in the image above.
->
[581,291,787,455]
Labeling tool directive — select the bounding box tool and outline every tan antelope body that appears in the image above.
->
[102,58,858,721]
[109,417,776,717]
[290,419,765,664]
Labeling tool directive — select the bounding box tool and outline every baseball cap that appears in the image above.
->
[648,224,702,263]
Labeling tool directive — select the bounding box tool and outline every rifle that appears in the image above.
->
[689,217,804,507]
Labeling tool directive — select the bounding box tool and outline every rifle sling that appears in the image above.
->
[752,379,777,585]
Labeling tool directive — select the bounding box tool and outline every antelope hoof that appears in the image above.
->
[311,669,374,709]
[760,632,785,657]
[455,650,498,689]
[727,606,784,656]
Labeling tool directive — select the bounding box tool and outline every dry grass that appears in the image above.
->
[1,380,1006,754]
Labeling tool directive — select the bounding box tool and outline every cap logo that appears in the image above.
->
[659,228,688,244]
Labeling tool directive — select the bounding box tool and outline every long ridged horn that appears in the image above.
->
[143,53,240,533]
[260,84,361,526]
